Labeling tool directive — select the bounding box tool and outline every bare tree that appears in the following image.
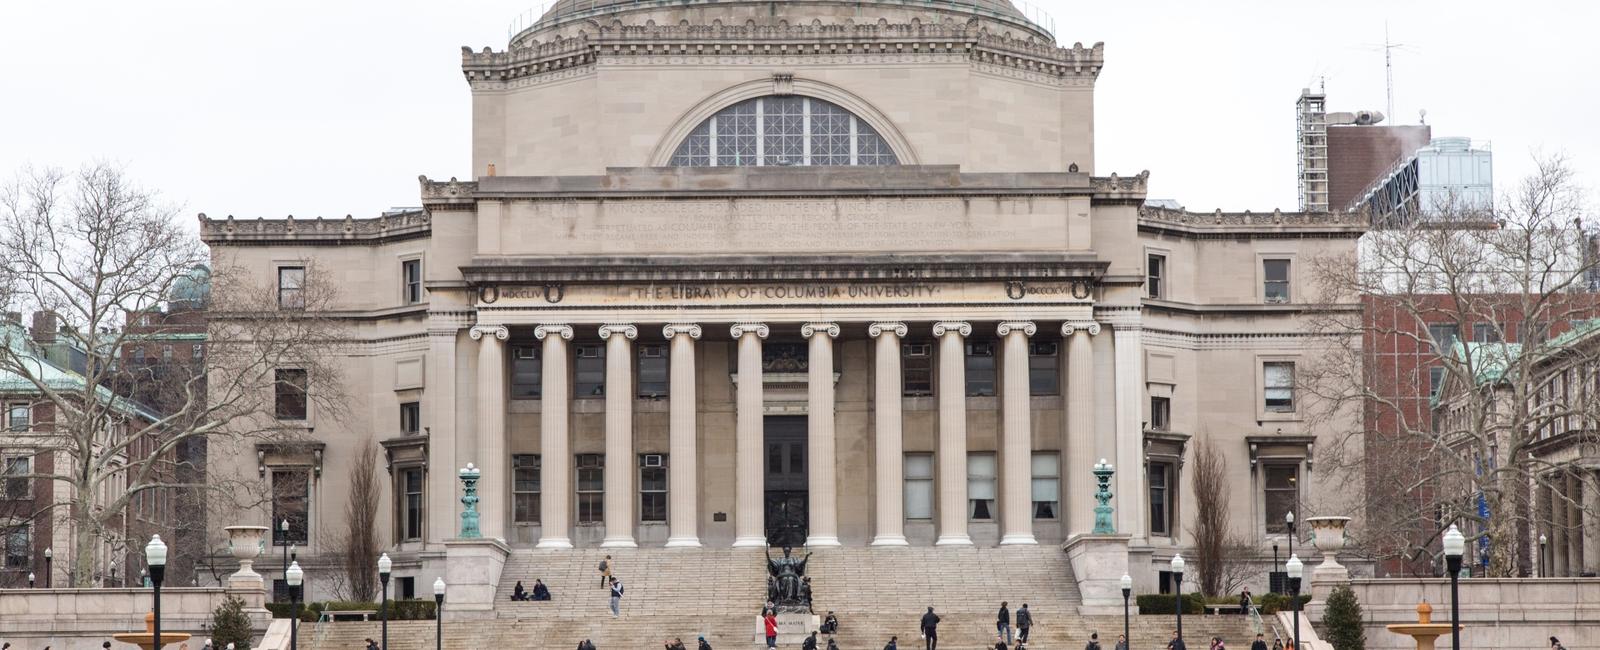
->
[1189,438,1255,596]
[322,438,382,602]
[1304,154,1599,576]
[0,163,348,586]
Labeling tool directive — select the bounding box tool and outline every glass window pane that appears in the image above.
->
[670,95,898,167]
[1029,341,1059,396]
[966,342,996,397]
[905,480,933,519]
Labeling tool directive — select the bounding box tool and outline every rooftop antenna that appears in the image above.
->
[1382,23,1403,120]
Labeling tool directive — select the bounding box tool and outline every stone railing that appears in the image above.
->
[1340,578,1600,650]
[198,209,431,244]
[0,586,270,649]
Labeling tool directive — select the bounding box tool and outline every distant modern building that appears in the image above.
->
[1353,136,1494,226]
[1296,88,1433,214]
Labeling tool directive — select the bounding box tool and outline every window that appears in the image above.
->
[513,455,540,524]
[902,342,933,396]
[966,341,996,397]
[399,402,420,435]
[161,345,173,363]
[274,369,308,420]
[1149,461,1173,536]
[1264,465,1299,534]
[277,266,305,310]
[1150,396,1171,431]
[668,96,899,167]
[6,404,28,431]
[576,454,604,524]
[1528,321,1551,345]
[5,523,29,569]
[1472,323,1502,343]
[637,344,668,398]
[639,454,667,523]
[1147,254,1166,299]
[1263,362,1295,413]
[271,468,310,545]
[1428,323,1460,353]
[400,468,424,541]
[1028,341,1059,396]
[4,456,29,500]
[401,259,423,305]
[1031,453,1060,519]
[1429,367,1446,399]
[967,452,996,520]
[575,345,606,398]
[904,453,934,520]
[511,346,542,399]
[1263,259,1291,303]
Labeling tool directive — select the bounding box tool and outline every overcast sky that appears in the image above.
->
[2,1,1595,222]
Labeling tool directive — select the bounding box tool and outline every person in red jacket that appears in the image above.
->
[764,611,779,649]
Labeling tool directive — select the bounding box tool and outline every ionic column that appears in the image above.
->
[663,324,703,548]
[933,321,972,546]
[804,322,842,547]
[869,322,909,547]
[998,321,1038,545]
[1584,471,1600,575]
[534,324,574,549]
[1551,475,1569,576]
[731,322,770,548]
[1063,321,1100,537]
[599,324,638,548]
[469,325,509,542]
[1568,472,1585,575]
[1112,321,1146,541]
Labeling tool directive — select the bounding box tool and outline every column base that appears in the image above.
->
[600,536,638,549]
[1000,533,1038,545]
[535,537,574,549]
[664,536,702,548]
[732,535,768,548]
[935,534,973,546]
[870,535,910,547]
[805,535,841,547]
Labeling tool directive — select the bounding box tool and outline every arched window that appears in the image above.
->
[669,96,899,167]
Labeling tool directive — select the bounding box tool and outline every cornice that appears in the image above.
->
[198,210,430,246]
[1138,206,1367,240]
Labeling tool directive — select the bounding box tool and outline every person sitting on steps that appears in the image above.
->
[820,611,839,635]
[511,580,527,601]
[532,578,551,601]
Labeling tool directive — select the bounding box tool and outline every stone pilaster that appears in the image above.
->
[533,324,574,548]
[663,324,703,548]
[1569,472,1585,575]
[1111,320,1145,542]
[426,323,462,546]
[469,324,509,541]
[868,322,909,546]
[803,322,842,546]
[731,322,770,548]
[1063,321,1100,537]
[599,323,638,548]
[998,321,1037,545]
[1551,475,1569,576]
[933,321,972,546]
[1584,470,1600,575]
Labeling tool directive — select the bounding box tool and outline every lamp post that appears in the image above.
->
[286,561,304,650]
[1285,511,1296,565]
[279,517,290,574]
[378,553,392,650]
[1121,573,1133,650]
[147,535,168,650]
[1170,554,1185,643]
[28,571,35,588]
[43,547,51,588]
[1272,543,1279,590]
[433,578,446,650]
[1443,525,1465,650]
[1537,533,1547,577]
[1286,554,1302,650]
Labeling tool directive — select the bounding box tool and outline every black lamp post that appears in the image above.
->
[43,547,51,588]
[1286,554,1302,650]
[287,561,304,650]
[1170,554,1185,643]
[1285,511,1296,568]
[1120,573,1132,650]
[147,535,168,650]
[1272,543,1280,588]
[433,578,447,650]
[279,517,290,574]
[378,553,392,650]
[1443,524,1465,650]
[1538,533,1547,578]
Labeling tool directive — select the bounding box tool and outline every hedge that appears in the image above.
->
[1136,593,1205,615]
[266,599,437,621]
[1256,593,1312,615]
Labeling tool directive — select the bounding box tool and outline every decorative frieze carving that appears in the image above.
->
[197,209,430,245]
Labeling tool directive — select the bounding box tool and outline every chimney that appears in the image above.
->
[31,311,58,344]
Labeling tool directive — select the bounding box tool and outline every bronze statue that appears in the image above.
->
[765,546,812,607]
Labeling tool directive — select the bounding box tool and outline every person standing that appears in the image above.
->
[1250,633,1268,650]
[1085,632,1102,650]
[608,577,624,617]
[1167,631,1187,650]
[598,555,613,588]
[803,632,819,650]
[764,610,779,649]
[1209,637,1226,650]
[884,636,898,650]
[578,640,597,650]
[1115,634,1129,650]
[1015,603,1032,644]
[996,601,1012,645]
[920,606,941,650]
[698,636,713,650]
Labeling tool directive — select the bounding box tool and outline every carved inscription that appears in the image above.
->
[491,281,1089,307]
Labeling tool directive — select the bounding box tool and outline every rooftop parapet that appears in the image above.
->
[1138,205,1368,236]
[198,210,430,245]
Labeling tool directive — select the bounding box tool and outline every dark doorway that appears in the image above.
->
[764,415,808,547]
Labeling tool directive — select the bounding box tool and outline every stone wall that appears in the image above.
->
[0,586,270,650]
[1341,578,1599,649]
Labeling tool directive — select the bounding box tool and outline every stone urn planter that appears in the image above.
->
[225,525,271,579]
[1306,516,1351,569]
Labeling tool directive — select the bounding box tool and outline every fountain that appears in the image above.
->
[113,611,192,650]
[1385,601,1459,650]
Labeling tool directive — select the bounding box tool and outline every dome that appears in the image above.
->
[511,0,1054,43]
[168,264,212,310]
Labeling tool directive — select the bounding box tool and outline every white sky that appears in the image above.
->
[2,0,1596,221]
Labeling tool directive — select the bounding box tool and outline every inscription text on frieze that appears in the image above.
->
[489,281,1089,306]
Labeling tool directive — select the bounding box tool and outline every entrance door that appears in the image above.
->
[764,416,808,547]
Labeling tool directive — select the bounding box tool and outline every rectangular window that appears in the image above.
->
[1028,341,1059,396]
[274,369,308,420]
[637,344,668,398]
[1149,461,1173,536]
[1150,396,1171,431]
[6,404,28,431]
[1147,254,1166,299]
[574,345,606,398]
[1264,465,1300,534]
[904,453,934,520]
[576,454,604,524]
[1428,323,1460,353]
[513,455,541,524]
[902,342,933,396]
[966,341,996,397]
[967,452,996,520]
[511,346,542,399]
[1263,259,1291,303]
[271,468,310,544]
[1473,323,1502,343]
[1031,452,1060,519]
[1264,362,1295,413]
[5,523,30,569]
[4,456,30,500]
[639,454,667,523]
[399,402,420,435]
[277,266,305,310]
[401,259,423,305]
[401,468,424,540]
[1429,367,1446,399]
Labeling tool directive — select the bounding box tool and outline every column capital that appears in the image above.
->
[730,322,770,339]
[868,321,908,338]
[801,322,840,339]
[932,321,972,337]
[997,321,1037,337]
[533,324,574,340]
[1062,321,1102,336]
[662,323,703,340]
[598,323,638,340]
[468,325,509,341]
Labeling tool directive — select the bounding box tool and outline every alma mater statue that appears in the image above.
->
[765,546,812,607]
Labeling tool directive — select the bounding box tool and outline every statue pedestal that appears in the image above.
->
[755,613,819,645]
[443,537,510,619]
[1065,534,1138,615]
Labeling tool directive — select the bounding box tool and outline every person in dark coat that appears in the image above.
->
[1085,631,1102,650]
[1167,631,1187,650]
[1115,634,1129,650]
[803,632,819,650]
[532,579,551,601]
[577,641,597,650]
[1250,633,1268,650]
[1015,604,1032,643]
[883,636,898,650]
[826,639,839,650]
[820,611,839,635]
[920,607,941,650]
[697,636,713,650]
[512,581,527,601]
[996,601,1012,645]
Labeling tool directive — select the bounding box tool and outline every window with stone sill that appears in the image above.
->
[1029,341,1059,396]
[511,346,541,399]
[3,456,29,500]
[576,454,604,524]
[904,453,934,519]
[5,522,29,569]
[574,345,606,398]
[1148,461,1174,536]
[639,454,667,524]
[513,454,540,524]
[1150,396,1171,431]
[398,467,424,541]
[669,96,900,167]
[271,468,310,545]
[6,404,27,431]
[966,341,997,397]
[637,344,668,398]
[1031,452,1060,519]
[1264,464,1299,534]
[399,402,420,435]
[902,342,933,397]
[968,452,996,520]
